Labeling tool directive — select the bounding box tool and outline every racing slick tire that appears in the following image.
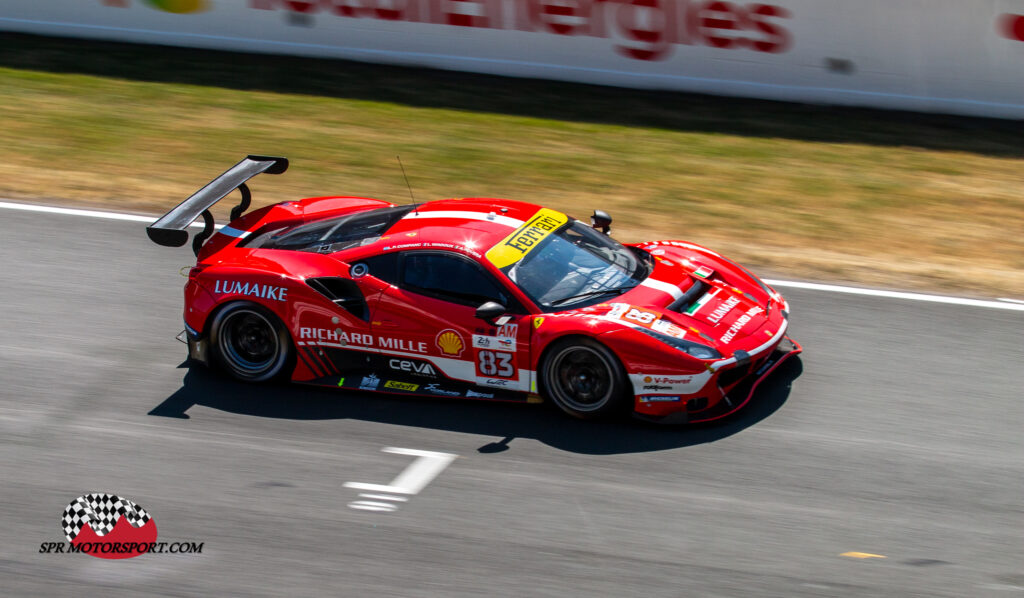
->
[209,302,294,382]
[541,337,631,420]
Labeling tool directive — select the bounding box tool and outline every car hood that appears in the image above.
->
[551,240,787,355]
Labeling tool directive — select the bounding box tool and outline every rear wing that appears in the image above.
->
[146,155,288,255]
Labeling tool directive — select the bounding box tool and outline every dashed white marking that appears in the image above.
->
[345,447,457,512]
[348,501,399,512]
[2,200,1021,311]
[358,493,408,502]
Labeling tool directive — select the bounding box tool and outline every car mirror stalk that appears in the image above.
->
[475,301,508,325]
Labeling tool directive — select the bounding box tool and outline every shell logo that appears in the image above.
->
[143,0,208,13]
[435,329,464,357]
[643,376,653,383]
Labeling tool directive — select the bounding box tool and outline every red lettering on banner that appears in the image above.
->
[375,0,419,20]
[747,4,790,52]
[523,0,607,36]
[245,0,792,61]
[614,0,675,61]
[699,1,739,49]
[999,14,1024,42]
[445,0,498,28]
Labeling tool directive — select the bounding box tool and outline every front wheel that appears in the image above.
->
[209,302,293,382]
[541,337,631,419]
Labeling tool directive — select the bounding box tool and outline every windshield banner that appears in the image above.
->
[486,208,568,269]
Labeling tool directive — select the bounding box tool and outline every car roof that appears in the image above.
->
[341,197,564,262]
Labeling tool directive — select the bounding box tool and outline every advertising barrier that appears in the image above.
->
[2,0,1024,119]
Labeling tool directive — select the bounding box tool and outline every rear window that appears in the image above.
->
[248,205,414,252]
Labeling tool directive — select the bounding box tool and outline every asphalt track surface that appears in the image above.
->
[1,207,1021,597]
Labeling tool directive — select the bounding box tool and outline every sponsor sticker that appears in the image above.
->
[424,383,461,397]
[707,295,741,324]
[638,395,683,402]
[651,318,687,339]
[485,208,569,269]
[533,317,545,329]
[719,306,765,343]
[378,336,428,354]
[213,280,288,302]
[298,328,426,353]
[632,372,709,394]
[359,374,381,390]
[435,329,465,357]
[384,380,419,392]
[466,389,495,399]
[388,358,438,377]
[472,335,517,350]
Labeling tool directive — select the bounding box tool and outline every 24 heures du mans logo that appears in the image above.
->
[39,493,203,559]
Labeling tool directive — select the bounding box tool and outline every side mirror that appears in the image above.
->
[591,210,612,234]
[475,301,507,325]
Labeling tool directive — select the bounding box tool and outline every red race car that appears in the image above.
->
[148,156,800,423]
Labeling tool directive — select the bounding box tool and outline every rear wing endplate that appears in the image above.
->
[146,155,288,255]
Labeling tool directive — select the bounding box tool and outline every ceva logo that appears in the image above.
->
[103,0,208,14]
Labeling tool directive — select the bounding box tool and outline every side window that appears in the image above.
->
[360,253,400,285]
[400,252,517,309]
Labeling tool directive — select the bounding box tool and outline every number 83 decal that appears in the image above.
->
[476,350,515,378]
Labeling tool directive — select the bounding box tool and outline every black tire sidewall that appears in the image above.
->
[209,302,293,383]
[540,336,631,419]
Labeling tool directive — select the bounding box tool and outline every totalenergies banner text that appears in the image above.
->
[248,0,792,61]
[2,0,1024,118]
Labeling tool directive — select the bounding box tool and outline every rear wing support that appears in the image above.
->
[146,155,288,256]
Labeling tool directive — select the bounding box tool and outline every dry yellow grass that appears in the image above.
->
[1,35,1022,297]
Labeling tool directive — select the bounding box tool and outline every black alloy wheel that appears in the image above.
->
[541,337,629,419]
[210,303,293,382]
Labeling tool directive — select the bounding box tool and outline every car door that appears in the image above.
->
[366,250,533,399]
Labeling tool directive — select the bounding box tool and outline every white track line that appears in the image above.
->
[2,200,1022,311]
[762,279,1024,311]
[0,200,216,228]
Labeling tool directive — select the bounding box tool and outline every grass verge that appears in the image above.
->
[1,33,1022,296]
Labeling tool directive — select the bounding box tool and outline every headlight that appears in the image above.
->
[636,327,721,359]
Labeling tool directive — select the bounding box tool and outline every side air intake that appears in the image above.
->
[306,278,369,321]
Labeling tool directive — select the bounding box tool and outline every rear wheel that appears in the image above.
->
[209,302,293,382]
[541,337,630,419]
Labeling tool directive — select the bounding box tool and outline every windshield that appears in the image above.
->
[501,220,650,311]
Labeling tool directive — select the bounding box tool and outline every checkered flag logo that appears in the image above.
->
[62,493,152,542]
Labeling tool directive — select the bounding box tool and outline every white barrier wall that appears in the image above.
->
[3,0,1024,119]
